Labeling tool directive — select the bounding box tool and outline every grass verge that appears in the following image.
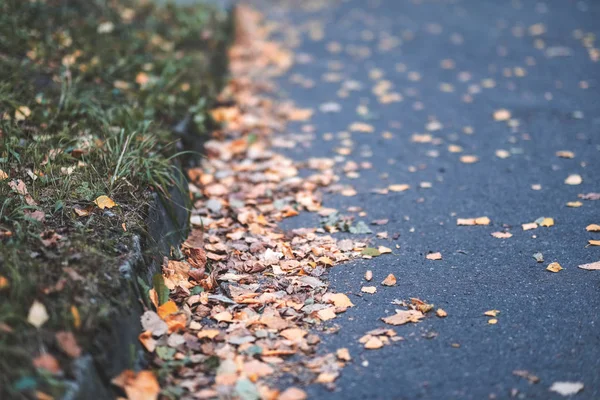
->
[0,0,230,397]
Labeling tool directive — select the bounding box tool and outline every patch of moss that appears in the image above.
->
[0,0,231,397]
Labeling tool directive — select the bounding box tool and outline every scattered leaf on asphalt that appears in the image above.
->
[364,270,373,281]
[533,252,544,263]
[522,222,538,231]
[549,381,584,396]
[436,309,448,318]
[381,274,397,286]
[578,261,600,270]
[491,231,512,239]
[457,217,490,226]
[94,195,116,209]
[278,387,307,400]
[539,217,554,227]
[426,252,442,260]
[361,286,377,294]
[493,109,511,121]
[488,318,498,324]
[556,150,574,159]
[566,201,582,208]
[586,224,600,232]
[362,247,381,257]
[336,348,351,361]
[546,262,563,273]
[460,155,479,164]
[513,370,540,384]
[364,336,384,349]
[588,240,600,246]
[382,310,424,325]
[484,310,499,317]
[564,174,583,185]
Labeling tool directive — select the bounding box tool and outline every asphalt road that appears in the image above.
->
[251,0,600,398]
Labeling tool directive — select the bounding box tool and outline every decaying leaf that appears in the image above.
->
[546,262,563,273]
[94,195,116,209]
[522,222,538,231]
[457,217,490,226]
[382,310,424,325]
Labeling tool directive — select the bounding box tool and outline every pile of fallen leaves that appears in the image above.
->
[123,6,366,400]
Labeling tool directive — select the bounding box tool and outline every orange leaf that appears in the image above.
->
[157,300,177,319]
[94,195,116,209]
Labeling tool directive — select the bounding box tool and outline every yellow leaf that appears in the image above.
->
[460,155,479,164]
[15,106,31,121]
[388,184,410,192]
[540,217,554,227]
[94,195,116,209]
[157,300,177,319]
[546,262,563,273]
[71,305,81,329]
[0,169,8,180]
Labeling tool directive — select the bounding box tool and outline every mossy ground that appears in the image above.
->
[0,0,230,397]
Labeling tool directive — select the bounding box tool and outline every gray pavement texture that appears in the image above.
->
[250,0,600,399]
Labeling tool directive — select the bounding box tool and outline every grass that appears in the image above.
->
[0,0,231,397]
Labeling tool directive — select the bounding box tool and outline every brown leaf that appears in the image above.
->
[278,387,307,400]
[426,252,442,260]
[381,274,396,286]
[382,310,424,325]
[436,308,448,318]
[364,336,384,349]
[336,348,351,361]
[491,231,512,239]
[586,224,600,232]
[94,195,117,209]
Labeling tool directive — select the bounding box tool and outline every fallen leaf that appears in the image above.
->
[513,369,540,384]
[28,300,49,328]
[549,381,584,396]
[378,246,392,254]
[522,222,538,231]
[381,274,396,286]
[364,336,384,349]
[564,174,583,185]
[586,224,600,232]
[540,217,554,227]
[94,195,116,209]
[361,286,377,294]
[495,149,510,159]
[460,155,479,164]
[0,169,8,180]
[556,150,575,159]
[33,354,61,375]
[578,261,600,270]
[213,311,233,323]
[567,201,582,208]
[488,318,498,324]
[457,217,490,226]
[323,293,354,309]
[55,331,82,358]
[197,329,221,339]
[382,310,424,325]
[484,310,500,317]
[157,300,178,319]
[533,252,544,263]
[436,308,448,318]
[71,306,81,330]
[139,330,156,352]
[278,387,307,400]
[364,270,373,281]
[280,328,307,341]
[546,262,563,273]
[588,240,600,246]
[493,109,511,121]
[316,307,337,321]
[491,231,512,239]
[388,184,410,192]
[361,247,380,257]
[111,370,160,400]
[426,252,442,260]
[336,348,351,361]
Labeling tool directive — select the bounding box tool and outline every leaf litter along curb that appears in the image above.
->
[134,6,391,398]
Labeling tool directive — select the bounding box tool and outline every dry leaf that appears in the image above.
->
[488,318,498,324]
[522,222,538,231]
[28,300,49,328]
[578,261,600,271]
[364,336,384,349]
[540,217,554,227]
[484,310,500,317]
[493,109,511,121]
[566,201,582,208]
[361,286,377,294]
[378,246,392,254]
[588,240,600,246]
[0,169,8,180]
[213,311,233,323]
[491,231,512,239]
[426,252,442,260]
[382,310,424,325]
[512,369,540,384]
[111,370,160,400]
[336,348,351,361]
[556,150,575,159]
[381,274,396,286]
[280,328,307,341]
[546,262,563,273]
[94,195,116,209]
[564,174,582,185]
[278,387,307,400]
[388,184,410,192]
[323,293,354,309]
[460,155,479,164]
[457,217,490,226]
[364,270,373,281]
[139,330,156,352]
[436,309,448,318]
[157,300,177,319]
[316,307,337,321]
[549,381,584,396]
[586,224,600,232]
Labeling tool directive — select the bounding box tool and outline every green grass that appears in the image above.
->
[0,0,231,397]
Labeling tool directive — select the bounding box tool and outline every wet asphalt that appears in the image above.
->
[250,0,600,399]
